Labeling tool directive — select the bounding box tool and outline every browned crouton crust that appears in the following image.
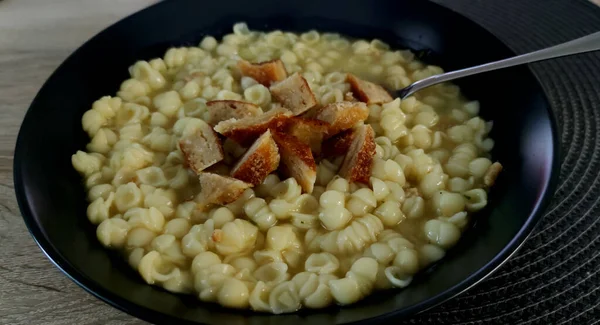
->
[347,74,393,104]
[271,130,317,193]
[178,122,224,174]
[484,162,503,187]
[270,73,318,115]
[237,59,288,86]
[321,128,356,158]
[197,172,252,205]
[206,100,262,125]
[213,108,292,146]
[315,101,369,137]
[339,124,375,184]
[231,130,280,185]
[277,117,329,154]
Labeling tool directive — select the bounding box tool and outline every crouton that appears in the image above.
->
[347,74,393,104]
[178,122,224,174]
[277,117,329,154]
[270,102,284,111]
[214,107,292,146]
[231,130,280,185]
[484,162,503,187]
[321,128,356,158]
[315,101,369,137]
[272,130,317,193]
[206,100,262,125]
[339,124,376,184]
[270,73,318,115]
[196,172,252,205]
[237,59,288,86]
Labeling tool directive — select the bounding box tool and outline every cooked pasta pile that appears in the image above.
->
[71,23,501,314]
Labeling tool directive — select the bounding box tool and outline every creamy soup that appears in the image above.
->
[71,23,501,314]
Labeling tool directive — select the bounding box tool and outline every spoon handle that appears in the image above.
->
[401,31,600,98]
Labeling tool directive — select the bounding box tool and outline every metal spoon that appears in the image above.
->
[397,31,600,99]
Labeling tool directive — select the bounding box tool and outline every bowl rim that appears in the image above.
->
[13,0,561,324]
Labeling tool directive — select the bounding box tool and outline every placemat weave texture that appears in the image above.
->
[398,0,600,324]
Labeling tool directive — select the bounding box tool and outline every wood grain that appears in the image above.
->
[0,1,156,324]
[1,1,599,324]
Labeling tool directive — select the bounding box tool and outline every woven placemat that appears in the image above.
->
[396,0,600,324]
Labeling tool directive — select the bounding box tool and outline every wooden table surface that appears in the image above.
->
[1,1,599,324]
[0,1,157,324]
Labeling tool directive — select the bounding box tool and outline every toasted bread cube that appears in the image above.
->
[206,100,262,125]
[214,107,292,146]
[339,124,376,184]
[178,122,224,174]
[277,117,329,154]
[237,59,288,86]
[316,101,369,137]
[231,130,280,185]
[270,73,318,115]
[272,130,317,193]
[347,74,393,104]
[197,172,252,205]
[321,129,357,158]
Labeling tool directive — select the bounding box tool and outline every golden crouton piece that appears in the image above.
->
[272,130,317,193]
[277,117,329,154]
[347,74,393,104]
[237,59,288,86]
[213,107,292,146]
[206,100,262,125]
[178,121,224,173]
[197,172,252,205]
[315,101,369,137]
[338,124,376,184]
[270,73,318,115]
[231,130,280,185]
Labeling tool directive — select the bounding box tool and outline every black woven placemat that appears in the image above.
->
[396,0,600,324]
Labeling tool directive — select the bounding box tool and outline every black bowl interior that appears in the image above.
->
[14,0,559,324]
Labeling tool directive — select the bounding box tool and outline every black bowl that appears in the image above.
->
[14,0,559,324]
